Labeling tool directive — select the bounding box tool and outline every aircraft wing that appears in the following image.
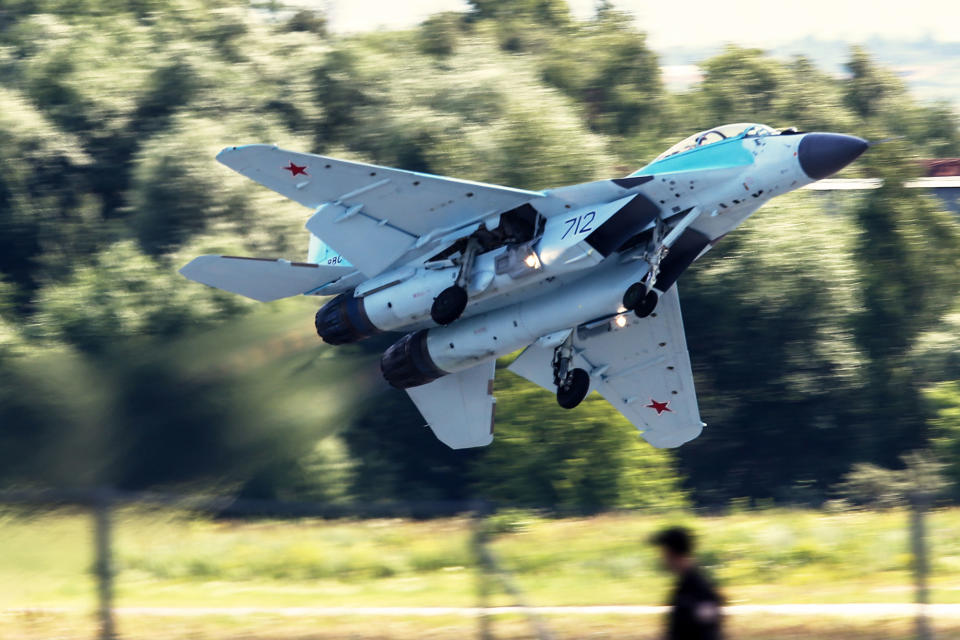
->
[508,286,703,448]
[217,145,543,277]
[179,255,352,302]
[406,360,496,449]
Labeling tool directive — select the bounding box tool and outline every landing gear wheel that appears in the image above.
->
[431,285,468,325]
[622,282,646,310]
[623,283,658,318]
[556,368,590,409]
[633,290,658,318]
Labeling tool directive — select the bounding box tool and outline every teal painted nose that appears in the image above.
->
[798,133,869,180]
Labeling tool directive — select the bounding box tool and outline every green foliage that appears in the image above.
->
[0,0,957,505]
[468,0,571,25]
[474,363,688,511]
[341,376,482,502]
[699,47,787,123]
[33,241,247,352]
[846,143,960,461]
[927,382,960,495]
[539,14,663,136]
[418,13,462,57]
[11,507,960,614]
[0,87,92,296]
[312,36,612,188]
[845,45,906,120]
[677,193,868,502]
[833,451,948,508]
[911,302,960,385]
[282,9,327,36]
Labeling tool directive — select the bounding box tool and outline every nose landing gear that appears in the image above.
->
[553,333,590,409]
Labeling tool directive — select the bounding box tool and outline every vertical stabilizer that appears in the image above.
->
[308,233,352,268]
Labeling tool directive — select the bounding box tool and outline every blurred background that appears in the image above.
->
[1,0,959,638]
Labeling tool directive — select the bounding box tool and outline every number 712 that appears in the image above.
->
[561,211,596,239]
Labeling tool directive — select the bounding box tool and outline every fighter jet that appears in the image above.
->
[181,123,867,449]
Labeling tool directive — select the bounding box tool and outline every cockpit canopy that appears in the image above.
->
[655,123,777,161]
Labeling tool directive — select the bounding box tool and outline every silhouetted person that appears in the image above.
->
[651,526,723,640]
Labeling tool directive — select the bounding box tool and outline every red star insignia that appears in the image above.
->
[283,162,308,177]
[646,399,672,415]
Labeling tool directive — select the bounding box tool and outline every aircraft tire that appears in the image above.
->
[556,368,590,409]
[633,290,658,318]
[431,285,468,325]
[622,282,646,310]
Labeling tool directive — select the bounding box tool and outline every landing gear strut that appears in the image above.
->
[622,217,667,318]
[431,238,480,325]
[553,333,589,409]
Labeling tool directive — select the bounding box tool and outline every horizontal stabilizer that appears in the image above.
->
[180,255,351,302]
[406,361,496,449]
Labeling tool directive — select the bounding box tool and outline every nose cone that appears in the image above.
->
[797,133,869,180]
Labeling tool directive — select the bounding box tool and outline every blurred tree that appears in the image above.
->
[676,193,868,504]
[0,88,93,301]
[104,354,306,490]
[849,143,960,461]
[844,46,906,120]
[291,436,357,503]
[698,46,786,124]
[910,302,960,386]
[927,382,960,497]
[341,336,481,501]
[133,60,200,136]
[0,278,22,356]
[833,450,947,508]
[538,10,663,136]
[772,56,857,133]
[33,241,247,353]
[283,9,327,36]
[473,362,688,510]
[127,114,301,255]
[342,380,482,502]
[0,0,958,505]
[0,348,109,487]
[468,0,571,28]
[419,12,463,57]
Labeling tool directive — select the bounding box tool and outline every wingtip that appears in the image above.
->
[216,144,273,165]
[178,254,214,278]
[215,147,237,165]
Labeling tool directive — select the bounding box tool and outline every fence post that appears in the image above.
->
[93,488,117,640]
[472,503,493,640]
[910,495,932,640]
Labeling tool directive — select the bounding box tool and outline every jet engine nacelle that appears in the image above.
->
[315,267,460,344]
[314,292,381,345]
[317,243,558,344]
[380,329,444,388]
[381,257,655,389]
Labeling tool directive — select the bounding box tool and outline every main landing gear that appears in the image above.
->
[622,218,666,318]
[553,333,589,409]
[431,239,479,325]
[623,283,659,318]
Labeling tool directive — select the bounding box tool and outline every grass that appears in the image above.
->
[3,610,960,640]
[3,506,960,638]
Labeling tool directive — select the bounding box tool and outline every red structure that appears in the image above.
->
[920,159,960,177]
